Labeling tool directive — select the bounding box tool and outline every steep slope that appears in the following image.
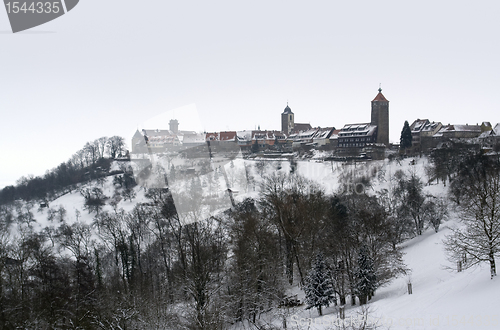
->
[370,222,500,330]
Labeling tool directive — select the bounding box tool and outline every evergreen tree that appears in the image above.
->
[400,120,413,150]
[355,246,376,305]
[304,252,335,316]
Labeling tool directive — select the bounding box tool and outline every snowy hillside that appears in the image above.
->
[6,155,500,329]
[29,154,435,227]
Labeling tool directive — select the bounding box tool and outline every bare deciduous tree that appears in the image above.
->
[445,154,500,279]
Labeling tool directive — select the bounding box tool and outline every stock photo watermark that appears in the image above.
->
[3,0,79,33]
[291,313,499,328]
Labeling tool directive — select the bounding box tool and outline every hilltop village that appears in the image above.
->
[132,89,498,159]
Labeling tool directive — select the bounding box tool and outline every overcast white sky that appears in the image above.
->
[1,0,499,188]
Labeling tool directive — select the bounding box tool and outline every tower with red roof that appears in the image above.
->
[371,88,389,146]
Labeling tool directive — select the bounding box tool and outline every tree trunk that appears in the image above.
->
[285,239,294,285]
[294,246,304,286]
[489,250,497,279]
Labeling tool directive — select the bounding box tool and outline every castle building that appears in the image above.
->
[131,119,200,153]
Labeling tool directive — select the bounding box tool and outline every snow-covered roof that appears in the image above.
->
[237,130,252,141]
[421,122,441,132]
[433,126,447,138]
[449,124,481,132]
[410,119,442,134]
[249,130,284,141]
[329,129,341,140]
[339,123,377,137]
[410,119,429,133]
[434,124,482,139]
[479,123,500,139]
[297,129,318,138]
[312,127,335,140]
[182,133,206,145]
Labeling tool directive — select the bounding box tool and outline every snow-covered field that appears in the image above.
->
[18,155,500,329]
[276,222,500,330]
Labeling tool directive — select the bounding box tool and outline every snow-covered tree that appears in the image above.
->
[304,252,335,316]
[81,187,107,215]
[445,153,500,279]
[422,196,448,233]
[395,171,427,235]
[106,136,126,159]
[355,246,376,305]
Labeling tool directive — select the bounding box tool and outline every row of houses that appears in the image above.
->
[133,121,500,156]
[132,126,343,154]
[408,119,498,153]
[131,89,499,157]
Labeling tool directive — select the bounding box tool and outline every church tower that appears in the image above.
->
[281,103,294,135]
[371,88,389,146]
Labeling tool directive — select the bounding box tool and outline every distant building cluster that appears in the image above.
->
[408,120,496,154]
[131,88,499,158]
[132,89,390,158]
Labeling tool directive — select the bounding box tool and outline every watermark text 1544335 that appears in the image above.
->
[6,2,61,14]
[3,0,79,33]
